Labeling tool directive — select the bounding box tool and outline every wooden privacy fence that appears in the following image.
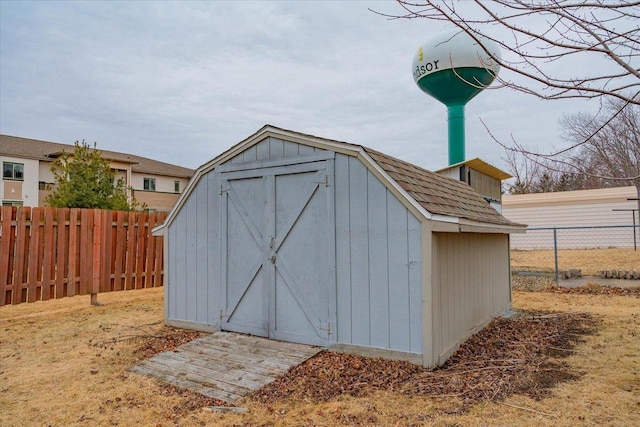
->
[0,207,167,306]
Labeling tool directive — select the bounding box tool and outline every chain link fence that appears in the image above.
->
[511,225,639,251]
[511,225,639,286]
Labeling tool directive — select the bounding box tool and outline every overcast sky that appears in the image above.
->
[0,1,617,173]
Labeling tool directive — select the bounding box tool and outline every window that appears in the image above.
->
[174,181,180,193]
[143,177,156,191]
[2,200,23,207]
[3,162,24,181]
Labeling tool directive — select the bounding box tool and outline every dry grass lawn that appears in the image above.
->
[511,247,639,275]
[1,286,639,426]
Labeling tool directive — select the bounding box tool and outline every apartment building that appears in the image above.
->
[1,134,194,212]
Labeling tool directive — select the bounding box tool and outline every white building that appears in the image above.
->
[502,186,639,249]
[1,134,194,212]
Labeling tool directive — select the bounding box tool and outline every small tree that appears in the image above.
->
[46,141,137,210]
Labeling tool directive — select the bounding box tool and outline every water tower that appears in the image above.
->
[412,28,501,165]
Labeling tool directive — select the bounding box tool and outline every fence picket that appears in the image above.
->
[68,209,79,297]
[0,206,167,306]
[14,207,29,303]
[0,207,14,305]
[41,208,55,300]
[126,211,136,290]
[135,211,147,289]
[113,211,125,291]
[55,208,69,298]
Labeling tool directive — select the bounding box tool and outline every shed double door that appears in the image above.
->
[219,159,335,346]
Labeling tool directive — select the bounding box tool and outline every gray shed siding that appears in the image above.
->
[431,232,511,363]
[165,137,423,355]
[334,154,422,354]
[167,171,221,328]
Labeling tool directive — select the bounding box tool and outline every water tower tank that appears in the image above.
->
[412,28,501,165]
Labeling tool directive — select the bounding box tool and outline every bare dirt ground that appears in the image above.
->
[511,247,639,276]
[2,283,639,426]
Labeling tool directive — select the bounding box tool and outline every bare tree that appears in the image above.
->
[502,99,639,218]
[382,1,639,106]
[380,1,639,204]
[561,98,640,201]
[502,148,541,194]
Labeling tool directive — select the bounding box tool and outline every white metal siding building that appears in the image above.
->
[155,126,524,367]
[502,186,638,249]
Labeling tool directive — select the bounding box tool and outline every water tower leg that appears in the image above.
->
[448,105,465,165]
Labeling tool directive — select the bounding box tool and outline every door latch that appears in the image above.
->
[268,255,277,264]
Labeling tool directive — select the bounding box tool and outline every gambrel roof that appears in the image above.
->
[365,148,515,227]
[156,125,524,234]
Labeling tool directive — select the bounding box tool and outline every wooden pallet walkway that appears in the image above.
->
[129,331,322,403]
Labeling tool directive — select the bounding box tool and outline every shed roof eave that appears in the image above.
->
[458,218,528,234]
[152,224,165,236]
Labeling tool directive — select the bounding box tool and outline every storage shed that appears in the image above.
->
[154,126,525,367]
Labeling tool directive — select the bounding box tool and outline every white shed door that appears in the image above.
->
[220,160,335,346]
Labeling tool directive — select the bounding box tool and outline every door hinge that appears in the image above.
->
[219,309,230,320]
[315,175,329,187]
[220,184,230,195]
[319,321,332,336]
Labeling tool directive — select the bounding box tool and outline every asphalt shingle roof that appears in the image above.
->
[0,134,194,179]
[364,147,516,226]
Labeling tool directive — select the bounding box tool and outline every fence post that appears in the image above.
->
[553,227,559,285]
[91,209,102,305]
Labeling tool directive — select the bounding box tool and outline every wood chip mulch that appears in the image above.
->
[251,311,598,407]
[134,326,206,360]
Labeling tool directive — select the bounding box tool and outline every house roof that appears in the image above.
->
[0,134,194,179]
[434,157,512,181]
[156,125,524,233]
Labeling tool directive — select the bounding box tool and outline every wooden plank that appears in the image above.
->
[145,212,157,289]
[135,211,147,289]
[113,211,126,291]
[101,210,113,293]
[125,211,136,290]
[55,208,69,298]
[130,331,321,403]
[210,331,321,355]
[92,209,102,298]
[334,154,352,343]
[151,351,266,391]
[41,208,55,301]
[139,356,252,396]
[188,340,306,370]
[129,364,242,402]
[27,207,41,302]
[67,209,79,296]
[195,182,208,323]
[387,196,411,352]
[79,209,91,295]
[207,332,320,361]
[177,346,289,379]
[0,207,14,306]
[13,207,29,304]
[173,346,280,382]
[188,333,321,366]
[367,174,390,349]
[348,158,370,346]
